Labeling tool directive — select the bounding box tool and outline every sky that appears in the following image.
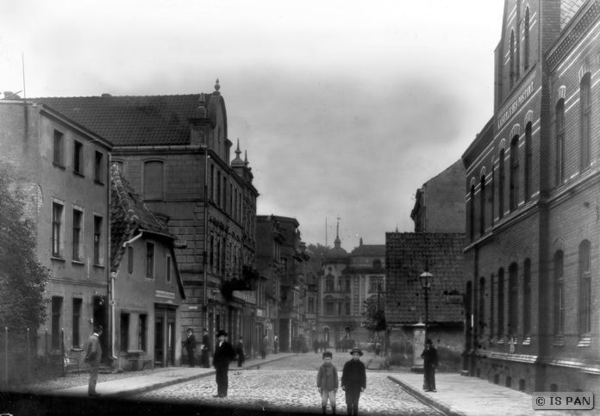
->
[1,0,504,248]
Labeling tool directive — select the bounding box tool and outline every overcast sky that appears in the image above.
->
[1,0,504,248]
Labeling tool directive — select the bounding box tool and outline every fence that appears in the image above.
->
[0,327,75,386]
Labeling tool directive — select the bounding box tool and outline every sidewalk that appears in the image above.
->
[387,369,599,416]
[56,352,296,398]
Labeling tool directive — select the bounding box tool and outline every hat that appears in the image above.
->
[216,330,228,338]
[322,351,332,359]
[349,347,363,356]
[186,327,193,332]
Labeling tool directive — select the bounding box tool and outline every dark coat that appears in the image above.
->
[184,333,196,351]
[341,359,367,390]
[84,333,102,366]
[202,333,210,351]
[213,340,235,368]
[421,346,439,368]
[317,363,339,391]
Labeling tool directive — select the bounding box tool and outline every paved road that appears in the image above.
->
[135,353,439,415]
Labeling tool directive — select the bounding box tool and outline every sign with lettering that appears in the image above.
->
[497,80,534,130]
[155,290,175,299]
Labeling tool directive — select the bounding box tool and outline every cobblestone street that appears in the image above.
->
[135,353,438,415]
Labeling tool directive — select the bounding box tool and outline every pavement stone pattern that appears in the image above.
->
[135,352,436,415]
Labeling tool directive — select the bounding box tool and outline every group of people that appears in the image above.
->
[183,327,211,368]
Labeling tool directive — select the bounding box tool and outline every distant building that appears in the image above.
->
[410,159,465,233]
[461,0,600,392]
[0,97,112,361]
[110,165,185,369]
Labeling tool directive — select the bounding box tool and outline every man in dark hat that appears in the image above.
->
[212,329,235,398]
[183,328,196,367]
[201,328,210,368]
[341,347,366,416]
[420,338,438,392]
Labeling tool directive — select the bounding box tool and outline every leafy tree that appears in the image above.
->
[362,294,386,332]
[0,167,49,329]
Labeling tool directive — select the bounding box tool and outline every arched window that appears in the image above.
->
[497,268,505,339]
[325,275,334,293]
[480,176,486,235]
[510,137,520,211]
[556,99,565,185]
[524,8,530,70]
[144,160,164,200]
[523,259,531,336]
[579,240,591,335]
[580,73,592,170]
[499,149,506,218]
[510,30,516,89]
[508,263,519,336]
[524,123,532,202]
[553,250,564,336]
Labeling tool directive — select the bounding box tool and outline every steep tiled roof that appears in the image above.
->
[110,164,172,272]
[561,0,587,29]
[350,244,385,257]
[34,94,205,146]
[385,232,465,325]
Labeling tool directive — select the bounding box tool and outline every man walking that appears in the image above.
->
[201,328,210,368]
[421,338,439,392]
[183,328,196,367]
[84,325,103,397]
[212,330,235,398]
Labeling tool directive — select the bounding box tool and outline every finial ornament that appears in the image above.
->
[215,79,221,92]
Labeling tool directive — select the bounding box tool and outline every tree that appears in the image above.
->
[361,294,386,332]
[0,168,49,329]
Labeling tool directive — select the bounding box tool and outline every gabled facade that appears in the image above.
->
[35,80,260,350]
[0,97,112,361]
[110,165,185,369]
[461,0,600,392]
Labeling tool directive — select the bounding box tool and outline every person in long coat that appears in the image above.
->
[183,328,196,367]
[420,338,439,392]
[341,347,367,416]
[84,325,103,397]
[201,328,210,368]
[235,336,245,367]
[212,330,235,398]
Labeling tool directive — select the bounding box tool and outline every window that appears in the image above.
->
[53,130,64,166]
[128,246,134,274]
[146,242,155,278]
[524,8,530,70]
[524,123,532,202]
[94,151,104,183]
[369,276,383,293]
[93,216,103,265]
[72,298,82,348]
[345,302,351,315]
[579,241,591,335]
[499,150,505,218]
[72,209,83,261]
[373,259,382,269]
[325,297,334,315]
[556,99,565,185]
[580,73,592,170]
[490,273,495,338]
[470,184,476,240]
[510,136,519,212]
[510,30,516,89]
[144,161,164,201]
[139,314,147,351]
[73,140,83,175]
[52,202,64,257]
[508,263,518,336]
[497,268,505,339]
[308,298,314,313]
[51,296,63,349]
[211,165,215,201]
[553,251,564,336]
[210,235,214,269]
[166,255,172,282]
[217,171,221,207]
[480,176,486,234]
[345,278,351,293]
[523,259,531,336]
[120,313,130,352]
[325,276,334,292]
[479,277,485,334]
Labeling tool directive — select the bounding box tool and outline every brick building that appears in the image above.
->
[461,0,600,392]
[36,81,260,353]
[0,97,112,361]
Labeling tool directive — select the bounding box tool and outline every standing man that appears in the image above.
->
[420,338,439,392]
[201,328,210,368]
[84,325,103,398]
[212,329,235,398]
[235,336,245,367]
[341,347,367,416]
[183,328,196,367]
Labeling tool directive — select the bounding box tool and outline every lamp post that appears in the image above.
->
[419,268,434,340]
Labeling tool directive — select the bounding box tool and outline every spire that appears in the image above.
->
[232,138,244,167]
[334,216,341,248]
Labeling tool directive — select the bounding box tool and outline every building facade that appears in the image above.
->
[0,98,112,361]
[36,81,260,356]
[461,0,600,392]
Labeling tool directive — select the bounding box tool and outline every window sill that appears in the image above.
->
[94,179,105,186]
[71,347,84,352]
[53,162,66,170]
[51,256,66,263]
[93,263,105,269]
[577,336,591,348]
[73,171,85,178]
[72,260,85,266]
[521,337,531,346]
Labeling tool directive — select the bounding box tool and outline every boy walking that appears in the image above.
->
[341,347,366,416]
[317,351,338,415]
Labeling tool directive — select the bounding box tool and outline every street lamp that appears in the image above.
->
[419,268,434,340]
